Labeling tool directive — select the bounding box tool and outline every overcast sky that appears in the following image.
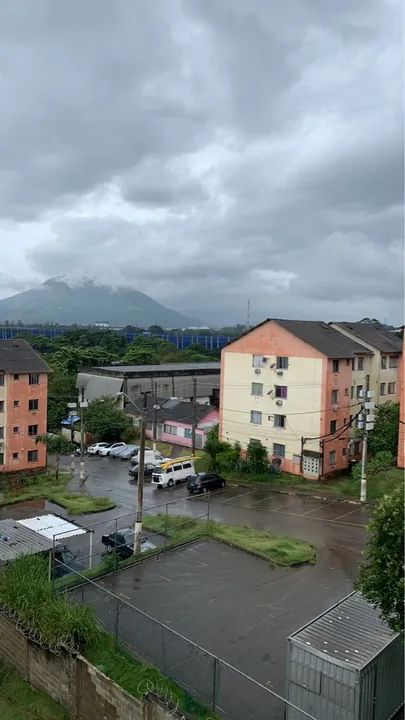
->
[0,0,403,325]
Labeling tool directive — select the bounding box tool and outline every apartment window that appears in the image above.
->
[250,410,262,425]
[331,389,338,404]
[276,356,289,370]
[28,424,38,437]
[29,373,39,385]
[357,357,364,371]
[183,428,192,439]
[344,387,349,396]
[356,385,363,399]
[388,382,396,395]
[13,426,18,434]
[380,383,386,396]
[274,414,286,429]
[350,386,354,399]
[389,356,398,368]
[330,420,337,434]
[29,399,39,411]
[163,424,177,435]
[275,385,288,399]
[381,356,387,369]
[27,450,38,463]
[252,355,266,368]
[0,427,3,439]
[0,401,3,413]
[329,450,336,465]
[13,400,19,407]
[273,443,285,458]
[346,359,350,366]
[251,382,263,396]
[351,358,355,370]
[342,447,347,456]
[0,453,3,465]
[0,374,4,386]
[13,452,19,460]
[332,359,339,373]
[13,373,20,380]
[249,438,261,445]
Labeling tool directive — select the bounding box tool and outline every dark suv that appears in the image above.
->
[187,473,226,495]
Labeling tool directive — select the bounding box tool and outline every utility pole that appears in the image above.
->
[67,401,77,474]
[358,383,375,504]
[191,377,197,456]
[152,382,158,452]
[134,391,150,554]
[79,387,88,486]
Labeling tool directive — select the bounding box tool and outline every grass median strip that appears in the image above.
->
[144,514,316,567]
[0,473,115,514]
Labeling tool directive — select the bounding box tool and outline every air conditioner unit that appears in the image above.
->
[275,399,283,406]
[254,368,261,375]
[276,370,283,376]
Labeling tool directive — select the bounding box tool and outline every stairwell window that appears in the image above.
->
[250,410,262,425]
[28,425,38,437]
[357,357,364,371]
[274,414,286,428]
[344,388,349,396]
[0,427,3,439]
[356,385,363,399]
[0,374,3,386]
[0,453,3,465]
[350,386,354,399]
[331,389,338,404]
[381,356,387,369]
[329,450,336,465]
[330,420,337,434]
[27,450,38,463]
[275,385,287,399]
[388,382,396,395]
[276,357,289,370]
[29,399,39,411]
[0,401,3,412]
[332,359,339,373]
[251,382,263,396]
[380,383,386,396]
[389,356,398,368]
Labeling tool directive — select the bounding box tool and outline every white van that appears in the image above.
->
[151,457,195,488]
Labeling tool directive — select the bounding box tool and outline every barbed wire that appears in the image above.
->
[137,679,215,719]
[0,605,79,656]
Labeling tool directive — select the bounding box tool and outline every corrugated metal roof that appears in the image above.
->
[17,514,86,540]
[76,373,123,400]
[92,362,220,374]
[0,519,53,562]
[333,322,403,353]
[290,592,397,670]
[0,339,51,374]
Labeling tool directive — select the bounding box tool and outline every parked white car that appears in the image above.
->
[99,442,126,457]
[87,442,111,455]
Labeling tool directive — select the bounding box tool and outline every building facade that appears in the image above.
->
[220,320,369,479]
[0,340,50,473]
[398,338,404,469]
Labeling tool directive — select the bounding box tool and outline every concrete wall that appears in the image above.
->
[0,613,189,720]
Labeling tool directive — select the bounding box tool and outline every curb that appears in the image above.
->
[232,482,376,507]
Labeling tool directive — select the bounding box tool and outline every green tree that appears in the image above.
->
[368,402,400,457]
[246,440,268,473]
[35,433,73,482]
[50,346,117,374]
[85,397,132,442]
[121,347,158,365]
[204,425,230,470]
[357,488,404,632]
[47,369,77,432]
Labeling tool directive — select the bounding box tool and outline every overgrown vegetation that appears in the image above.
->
[144,514,316,567]
[0,472,115,514]
[368,402,400,457]
[204,426,279,478]
[84,397,133,442]
[86,636,217,720]
[0,660,69,720]
[0,556,102,649]
[35,434,73,482]
[357,488,404,633]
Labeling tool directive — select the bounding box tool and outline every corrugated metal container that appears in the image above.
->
[286,592,403,720]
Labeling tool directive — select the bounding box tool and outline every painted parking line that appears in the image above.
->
[301,501,337,516]
[334,507,366,521]
[220,490,256,504]
[246,498,291,510]
[267,507,366,528]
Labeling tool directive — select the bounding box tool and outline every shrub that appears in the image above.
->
[367,451,394,475]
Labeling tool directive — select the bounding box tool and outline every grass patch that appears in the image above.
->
[0,661,69,720]
[0,472,115,515]
[86,635,217,720]
[144,514,315,567]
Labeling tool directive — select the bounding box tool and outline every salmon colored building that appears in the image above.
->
[0,339,50,473]
[398,337,405,469]
[220,320,370,480]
